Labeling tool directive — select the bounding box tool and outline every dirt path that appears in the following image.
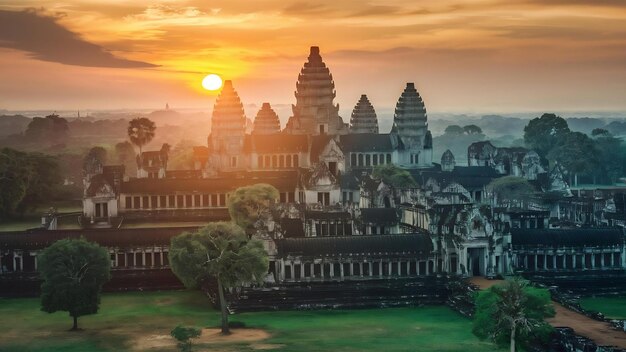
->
[469,277,626,348]
[133,328,272,351]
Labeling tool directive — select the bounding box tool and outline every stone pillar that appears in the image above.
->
[552,253,556,270]
[524,255,528,269]
[359,263,363,277]
[279,259,285,281]
[611,252,615,267]
[301,262,305,279]
[591,254,596,269]
[425,261,430,275]
[151,250,155,267]
[160,251,164,267]
[388,261,393,276]
[34,255,37,270]
[330,262,335,278]
[600,252,605,269]
[543,254,547,270]
[13,255,17,272]
[142,251,146,267]
[349,261,353,276]
[114,250,119,267]
[339,262,344,279]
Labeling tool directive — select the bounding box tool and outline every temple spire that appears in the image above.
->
[210,80,246,151]
[252,103,281,135]
[284,46,348,135]
[350,94,378,134]
[392,82,428,148]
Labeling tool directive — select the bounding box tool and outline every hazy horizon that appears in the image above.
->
[1,1,626,113]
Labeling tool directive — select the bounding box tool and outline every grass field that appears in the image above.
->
[579,296,626,320]
[0,290,501,352]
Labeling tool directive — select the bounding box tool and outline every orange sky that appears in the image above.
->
[0,0,625,114]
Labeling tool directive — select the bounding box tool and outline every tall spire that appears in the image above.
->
[210,80,246,151]
[252,103,281,135]
[392,82,428,148]
[350,94,378,134]
[284,46,347,135]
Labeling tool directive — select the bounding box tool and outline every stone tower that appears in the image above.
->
[284,46,348,135]
[391,83,433,167]
[252,103,281,135]
[441,149,455,172]
[350,94,379,134]
[208,80,246,170]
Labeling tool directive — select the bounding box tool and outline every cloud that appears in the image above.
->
[0,9,156,68]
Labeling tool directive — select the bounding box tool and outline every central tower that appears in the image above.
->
[284,46,348,135]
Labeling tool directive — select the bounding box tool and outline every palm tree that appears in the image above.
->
[127,118,156,158]
[473,277,554,352]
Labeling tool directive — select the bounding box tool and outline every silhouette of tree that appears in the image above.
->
[523,113,570,157]
[127,118,156,157]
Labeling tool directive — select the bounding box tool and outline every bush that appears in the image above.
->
[171,325,202,352]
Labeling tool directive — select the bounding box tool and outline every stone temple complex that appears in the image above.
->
[1,47,625,314]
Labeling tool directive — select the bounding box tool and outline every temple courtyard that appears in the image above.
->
[0,290,501,352]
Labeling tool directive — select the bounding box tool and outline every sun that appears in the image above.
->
[202,74,223,91]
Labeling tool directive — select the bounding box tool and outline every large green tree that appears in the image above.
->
[38,238,111,331]
[372,164,417,188]
[228,184,279,236]
[83,146,107,175]
[0,148,62,218]
[592,132,624,184]
[24,114,69,145]
[523,113,570,157]
[169,222,268,334]
[547,132,599,186]
[487,176,536,208]
[473,277,554,352]
[127,117,156,156]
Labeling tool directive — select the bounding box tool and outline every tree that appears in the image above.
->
[523,113,570,157]
[127,117,156,156]
[171,325,202,352]
[0,148,62,218]
[547,132,599,186]
[591,128,611,137]
[169,222,268,335]
[463,124,483,135]
[24,114,69,145]
[487,176,535,208]
[83,146,107,176]
[592,133,623,184]
[444,125,464,135]
[372,164,417,188]
[38,238,111,331]
[473,277,554,352]
[228,184,279,236]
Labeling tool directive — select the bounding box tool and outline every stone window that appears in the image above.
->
[258,155,263,168]
[177,195,184,208]
[293,155,299,167]
[125,196,132,209]
[279,155,285,168]
[386,154,392,164]
[151,196,158,209]
[372,154,378,166]
[185,195,192,208]
[272,155,277,168]
[159,195,166,208]
[211,194,218,207]
[358,154,364,166]
[351,153,357,166]
[133,196,140,209]
[286,154,292,167]
[168,195,175,208]
[194,195,201,208]
[202,195,209,207]
[219,194,226,207]
[365,154,371,166]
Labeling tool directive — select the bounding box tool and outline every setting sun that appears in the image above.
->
[202,74,223,91]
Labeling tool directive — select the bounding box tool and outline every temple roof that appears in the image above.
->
[392,83,428,146]
[361,208,399,224]
[252,103,281,135]
[211,80,246,138]
[243,134,309,153]
[0,227,199,250]
[350,94,378,134]
[276,233,433,257]
[121,171,298,193]
[339,133,397,152]
[511,228,624,247]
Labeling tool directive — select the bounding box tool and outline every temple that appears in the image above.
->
[1,46,625,309]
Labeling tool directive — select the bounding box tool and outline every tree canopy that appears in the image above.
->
[372,164,417,188]
[523,113,570,157]
[127,117,156,154]
[169,222,268,334]
[38,238,111,330]
[463,124,483,135]
[228,183,279,236]
[0,148,62,218]
[24,114,69,146]
[473,277,554,352]
[83,146,107,176]
[444,125,464,135]
[546,131,599,185]
[487,176,535,207]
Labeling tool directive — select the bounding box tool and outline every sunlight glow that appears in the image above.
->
[202,74,223,91]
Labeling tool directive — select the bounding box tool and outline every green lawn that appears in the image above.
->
[579,296,626,320]
[0,290,500,352]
